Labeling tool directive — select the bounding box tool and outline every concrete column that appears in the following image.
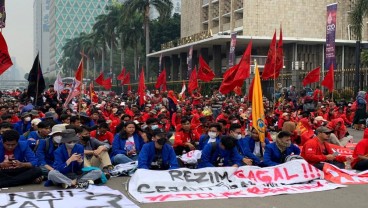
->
[213,45,222,76]
[172,54,180,81]
[193,50,198,69]
[164,56,171,81]
[200,48,209,61]
[180,52,188,80]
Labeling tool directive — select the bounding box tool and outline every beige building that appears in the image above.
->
[149,0,366,96]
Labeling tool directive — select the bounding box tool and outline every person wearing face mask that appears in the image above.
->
[35,124,66,177]
[263,131,301,167]
[198,123,221,150]
[138,128,178,170]
[48,129,103,189]
[14,112,32,135]
[237,126,270,167]
[79,126,112,179]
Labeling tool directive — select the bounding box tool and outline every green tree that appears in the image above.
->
[349,0,368,41]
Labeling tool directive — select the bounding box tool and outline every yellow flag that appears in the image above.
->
[252,63,266,142]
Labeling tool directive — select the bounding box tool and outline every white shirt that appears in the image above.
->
[253,141,261,157]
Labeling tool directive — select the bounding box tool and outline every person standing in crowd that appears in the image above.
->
[0,130,43,188]
[198,136,243,168]
[263,131,301,167]
[48,129,103,189]
[302,126,350,170]
[138,128,178,170]
[353,91,367,130]
[111,121,144,165]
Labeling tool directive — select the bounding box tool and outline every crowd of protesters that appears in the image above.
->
[1,83,368,189]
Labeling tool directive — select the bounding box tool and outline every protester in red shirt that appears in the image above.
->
[352,128,368,171]
[173,117,200,155]
[171,109,182,130]
[302,126,348,170]
[90,122,114,145]
[299,118,315,146]
[313,86,323,103]
[216,109,230,123]
[191,89,203,106]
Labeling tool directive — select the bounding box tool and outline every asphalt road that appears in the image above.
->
[1,128,367,208]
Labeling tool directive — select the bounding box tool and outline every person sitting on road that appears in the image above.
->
[351,128,368,171]
[263,131,301,167]
[0,130,43,188]
[198,136,243,168]
[138,128,179,170]
[301,126,351,170]
[173,116,200,155]
[198,123,221,150]
[24,121,52,150]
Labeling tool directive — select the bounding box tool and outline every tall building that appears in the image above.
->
[48,0,111,75]
[33,0,50,74]
[149,0,365,95]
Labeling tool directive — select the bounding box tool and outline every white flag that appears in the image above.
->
[179,81,186,97]
[54,71,64,100]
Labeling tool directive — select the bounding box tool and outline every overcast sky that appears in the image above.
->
[3,0,33,74]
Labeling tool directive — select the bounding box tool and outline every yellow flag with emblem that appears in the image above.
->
[252,63,266,143]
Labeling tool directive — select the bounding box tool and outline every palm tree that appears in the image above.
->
[349,0,368,41]
[93,14,110,74]
[123,0,173,80]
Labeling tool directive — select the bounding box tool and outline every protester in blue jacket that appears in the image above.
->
[25,121,51,150]
[14,112,32,135]
[198,136,243,168]
[138,128,178,170]
[263,131,301,167]
[0,130,42,188]
[48,129,102,189]
[237,127,270,166]
[111,121,144,165]
[198,123,221,150]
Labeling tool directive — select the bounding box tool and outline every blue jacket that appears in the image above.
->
[0,141,38,167]
[198,134,220,150]
[26,131,49,150]
[36,137,59,166]
[138,142,179,170]
[14,121,31,135]
[263,143,301,167]
[237,136,270,165]
[198,142,243,168]
[111,133,144,160]
[52,144,84,174]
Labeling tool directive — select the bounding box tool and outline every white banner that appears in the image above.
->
[0,186,139,208]
[128,160,345,203]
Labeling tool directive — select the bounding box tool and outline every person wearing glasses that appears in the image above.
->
[301,126,351,170]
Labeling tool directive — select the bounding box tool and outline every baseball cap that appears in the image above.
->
[152,128,166,136]
[316,126,333,133]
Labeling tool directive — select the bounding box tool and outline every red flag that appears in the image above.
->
[64,59,84,107]
[102,77,112,90]
[232,40,252,87]
[261,31,277,80]
[302,67,321,86]
[155,68,167,90]
[0,32,13,76]
[248,77,255,101]
[188,67,198,94]
[121,72,131,91]
[234,86,242,96]
[321,64,334,92]
[197,55,215,82]
[138,69,146,106]
[117,68,126,80]
[95,72,104,85]
[219,65,238,94]
[89,82,98,103]
[274,27,283,78]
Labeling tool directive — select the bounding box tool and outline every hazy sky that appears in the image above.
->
[3,0,33,74]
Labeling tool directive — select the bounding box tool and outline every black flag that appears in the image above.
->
[27,54,45,100]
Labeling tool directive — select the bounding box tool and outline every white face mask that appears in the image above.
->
[208,132,217,139]
[151,125,159,130]
[236,134,242,140]
[53,135,62,144]
[65,142,77,149]
[24,117,31,122]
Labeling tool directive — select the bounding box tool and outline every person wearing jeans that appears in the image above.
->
[111,121,144,165]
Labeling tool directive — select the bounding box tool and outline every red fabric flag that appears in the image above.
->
[122,72,130,84]
[274,27,283,78]
[117,68,126,80]
[321,64,334,92]
[219,64,238,94]
[261,31,277,80]
[188,67,198,94]
[64,59,84,107]
[95,72,104,85]
[155,68,167,90]
[138,69,146,106]
[248,77,255,102]
[102,77,112,90]
[0,32,13,76]
[89,82,98,103]
[234,86,242,96]
[302,67,321,86]
[232,40,252,87]
[197,55,215,82]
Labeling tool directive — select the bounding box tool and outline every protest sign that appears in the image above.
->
[0,186,139,208]
[323,163,368,184]
[129,160,344,203]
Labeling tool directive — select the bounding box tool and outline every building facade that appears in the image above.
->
[33,0,50,74]
[150,0,367,96]
[48,0,111,76]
